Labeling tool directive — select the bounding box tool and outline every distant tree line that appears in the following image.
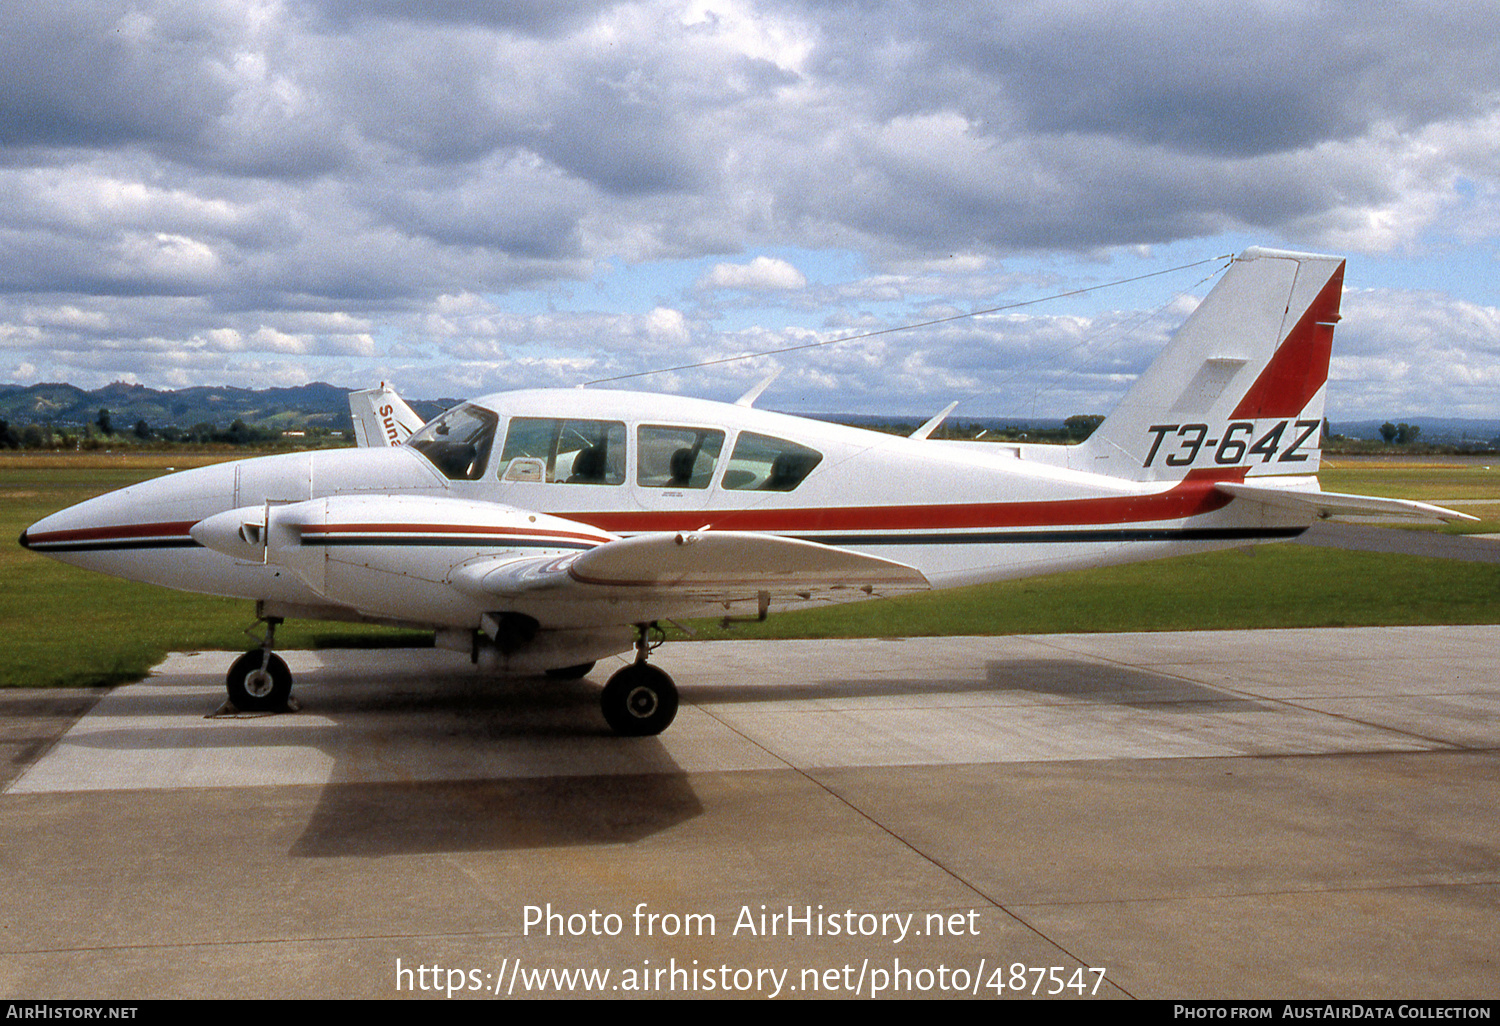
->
[0,408,349,450]
[1379,421,1421,444]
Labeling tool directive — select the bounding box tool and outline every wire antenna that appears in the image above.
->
[581,254,1233,387]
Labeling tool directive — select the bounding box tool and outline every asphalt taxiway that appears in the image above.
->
[2,628,1497,999]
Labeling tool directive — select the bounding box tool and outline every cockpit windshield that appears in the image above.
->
[406,404,498,480]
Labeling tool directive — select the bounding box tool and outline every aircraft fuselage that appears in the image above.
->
[21,387,1307,637]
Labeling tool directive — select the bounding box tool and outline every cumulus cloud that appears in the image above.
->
[1328,287,1500,418]
[0,0,1495,417]
[643,306,691,343]
[697,256,807,291]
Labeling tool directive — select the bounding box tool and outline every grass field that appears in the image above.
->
[4,451,1498,688]
[0,453,429,689]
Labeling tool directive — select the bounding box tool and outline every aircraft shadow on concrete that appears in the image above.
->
[288,676,708,858]
[42,671,703,855]
[291,774,705,858]
[984,658,1269,711]
[689,658,1270,713]
[49,654,1265,857]
[65,656,1268,755]
[288,657,1267,856]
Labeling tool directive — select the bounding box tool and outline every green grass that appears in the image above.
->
[1321,461,1500,502]
[1,457,429,689]
[5,454,1499,688]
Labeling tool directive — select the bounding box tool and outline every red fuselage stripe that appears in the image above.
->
[302,523,612,544]
[24,520,199,544]
[29,470,1247,547]
[569,470,1244,534]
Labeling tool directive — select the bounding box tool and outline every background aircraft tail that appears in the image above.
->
[349,382,424,447]
[1072,247,1345,483]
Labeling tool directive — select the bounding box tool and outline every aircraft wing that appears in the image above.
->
[450,530,931,620]
[1217,480,1478,523]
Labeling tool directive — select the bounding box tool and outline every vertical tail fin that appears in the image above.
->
[1073,247,1345,482]
[349,382,425,447]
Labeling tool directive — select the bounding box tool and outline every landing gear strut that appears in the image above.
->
[226,615,292,712]
[600,624,677,736]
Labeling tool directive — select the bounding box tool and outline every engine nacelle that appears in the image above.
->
[192,493,614,628]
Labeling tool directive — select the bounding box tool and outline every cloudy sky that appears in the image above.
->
[2,0,1498,420]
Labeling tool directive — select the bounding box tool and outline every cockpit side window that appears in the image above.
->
[406,404,497,481]
[721,432,823,491]
[498,417,626,484]
[637,426,725,489]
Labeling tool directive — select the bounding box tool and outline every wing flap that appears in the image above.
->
[1217,481,1478,523]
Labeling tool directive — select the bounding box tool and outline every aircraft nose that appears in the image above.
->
[20,497,199,556]
[17,461,241,570]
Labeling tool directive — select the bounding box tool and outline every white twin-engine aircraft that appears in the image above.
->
[19,247,1472,735]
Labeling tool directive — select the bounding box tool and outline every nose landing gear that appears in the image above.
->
[226,614,292,712]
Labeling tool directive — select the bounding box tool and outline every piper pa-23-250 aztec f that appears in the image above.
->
[19,247,1474,735]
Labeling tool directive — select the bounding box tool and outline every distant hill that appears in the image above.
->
[0,382,455,431]
[3,380,1494,446]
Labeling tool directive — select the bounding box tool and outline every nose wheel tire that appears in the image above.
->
[226,651,293,712]
[601,663,678,736]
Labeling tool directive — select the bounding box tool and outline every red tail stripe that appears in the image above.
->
[1231,262,1344,419]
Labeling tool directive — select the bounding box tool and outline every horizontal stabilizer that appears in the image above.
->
[1217,481,1477,523]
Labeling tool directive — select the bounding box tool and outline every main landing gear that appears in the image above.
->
[226,615,293,712]
[600,624,678,736]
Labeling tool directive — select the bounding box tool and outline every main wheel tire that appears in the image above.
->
[600,663,678,736]
[544,661,596,680]
[226,651,293,712]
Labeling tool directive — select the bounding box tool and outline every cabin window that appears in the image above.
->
[637,426,725,489]
[721,432,823,491]
[497,417,626,484]
[406,404,497,481]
